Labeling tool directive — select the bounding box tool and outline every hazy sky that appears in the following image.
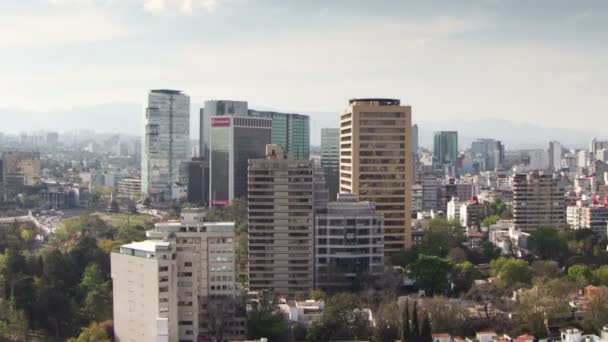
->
[1,0,607,131]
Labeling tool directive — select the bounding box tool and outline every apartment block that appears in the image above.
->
[111,240,179,342]
[339,98,413,252]
[513,171,566,230]
[567,200,608,236]
[315,193,384,292]
[112,210,245,342]
[248,145,315,297]
[117,177,142,202]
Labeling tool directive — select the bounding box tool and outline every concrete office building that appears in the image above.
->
[248,145,315,297]
[471,139,504,171]
[142,89,190,204]
[567,201,608,236]
[112,210,245,342]
[250,110,311,160]
[117,177,142,202]
[513,171,566,230]
[199,100,248,160]
[529,149,550,171]
[433,131,458,169]
[320,128,340,201]
[2,151,41,198]
[315,194,384,292]
[339,98,413,252]
[549,141,562,172]
[187,158,209,205]
[590,138,608,159]
[459,197,487,229]
[209,115,271,206]
[111,240,179,342]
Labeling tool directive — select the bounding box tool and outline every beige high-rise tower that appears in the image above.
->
[339,98,413,252]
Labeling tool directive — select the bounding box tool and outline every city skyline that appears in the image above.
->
[1,0,607,134]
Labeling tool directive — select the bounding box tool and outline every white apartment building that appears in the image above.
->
[112,240,179,342]
[112,209,245,342]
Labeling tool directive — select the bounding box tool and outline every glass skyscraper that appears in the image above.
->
[250,111,310,160]
[433,131,459,168]
[320,128,339,201]
[142,89,190,204]
[209,116,271,206]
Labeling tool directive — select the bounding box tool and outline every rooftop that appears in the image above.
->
[349,98,400,106]
[150,89,182,95]
[121,240,171,253]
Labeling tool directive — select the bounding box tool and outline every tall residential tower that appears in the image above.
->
[339,98,413,252]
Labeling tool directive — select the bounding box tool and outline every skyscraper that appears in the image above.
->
[248,145,315,297]
[249,110,311,160]
[433,131,458,169]
[199,100,248,161]
[339,98,413,252]
[209,115,271,205]
[512,171,566,230]
[320,128,339,201]
[548,141,562,172]
[471,139,505,171]
[142,89,190,204]
[412,124,419,156]
[112,210,245,342]
[315,194,384,292]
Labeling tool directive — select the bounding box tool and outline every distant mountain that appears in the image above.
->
[1,104,600,149]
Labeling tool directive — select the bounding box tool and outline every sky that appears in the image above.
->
[1,0,607,134]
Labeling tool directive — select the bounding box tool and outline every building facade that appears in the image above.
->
[250,111,310,160]
[513,171,566,230]
[315,194,384,292]
[549,141,562,172]
[142,89,190,204]
[112,240,179,342]
[187,158,209,205]
[199,100,248,161]
[320,128,340,202]
[433,131,458,169]
[248,145,315,297]
[117,177,142,202]
[471,139,504,171]
[112,211,245,342]
[339,98,413,252]
[209,115,272,205]
[567,201,608,236]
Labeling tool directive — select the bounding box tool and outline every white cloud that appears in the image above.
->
[0,11,132,48]
[46,0,225,13]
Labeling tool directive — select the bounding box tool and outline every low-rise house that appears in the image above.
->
[477,331,498,342]
[433,333,453,342]
[277,298,325,327]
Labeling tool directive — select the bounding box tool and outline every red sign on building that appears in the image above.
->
[211,117,231,127]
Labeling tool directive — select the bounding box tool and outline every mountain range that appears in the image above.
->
[0,103,601,150]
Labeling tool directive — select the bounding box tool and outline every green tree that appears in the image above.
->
[69,322,111,342]
[401,299,411,342]
[307,293,372,342]
[482,215,501,228]
[583,286,608,334]
[409,255,453,295]
[420,312,432,342]
[247,291,287,341]
[452,261,483,294]
[567,264,594,286]
[411,301,420,342]
[310,290,328,301]
[593,265,608,285]
[418,219,463,258]
[527,227,569,262]
[490,257,531,288]
[531,260,561,280]
[80,264,112,322]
